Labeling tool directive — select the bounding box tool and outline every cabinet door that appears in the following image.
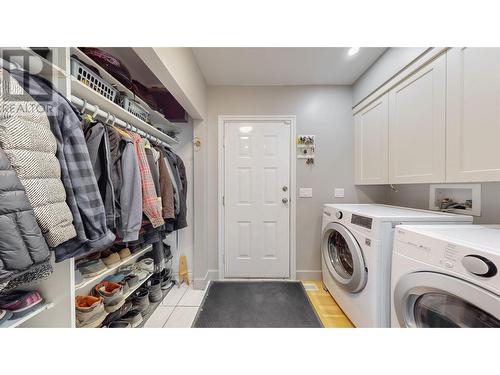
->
[388,54,446,184]
[354,93,389,184]
[446,48,500,182]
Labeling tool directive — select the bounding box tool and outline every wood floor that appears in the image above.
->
[303,280,354,328]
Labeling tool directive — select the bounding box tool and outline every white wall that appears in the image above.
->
[352,47,428,106]
[207,86,387,279]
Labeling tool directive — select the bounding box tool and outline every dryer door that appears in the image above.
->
[322,222,367,293]
[394,272,500,328]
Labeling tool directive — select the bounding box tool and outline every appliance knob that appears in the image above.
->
[335,211,343,220]
[462,255,497,278]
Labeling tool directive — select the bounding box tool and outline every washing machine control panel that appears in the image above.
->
[351,214,373,230]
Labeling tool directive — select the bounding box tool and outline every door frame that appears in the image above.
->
[218,115,297,280]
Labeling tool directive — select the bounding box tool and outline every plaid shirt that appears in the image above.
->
[9,70,115,261]
[128,132,164,228]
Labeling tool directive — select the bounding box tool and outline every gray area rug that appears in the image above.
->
[192,281,323,328]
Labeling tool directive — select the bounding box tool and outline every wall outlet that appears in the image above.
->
[299,188,313,198]
[334,188,345,198]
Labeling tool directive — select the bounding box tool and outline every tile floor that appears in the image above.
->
[144,283,206,328]
[144,280,354,328]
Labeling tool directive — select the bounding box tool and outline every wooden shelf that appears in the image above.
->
[75,244,153,293]
[0,47,67,79]
[71,78,179,145]
[3,302,54,328]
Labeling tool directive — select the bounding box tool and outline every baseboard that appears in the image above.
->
[193,269,218,290]
[296,270,322,281]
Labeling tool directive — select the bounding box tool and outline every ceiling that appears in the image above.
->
[192,47,387,86]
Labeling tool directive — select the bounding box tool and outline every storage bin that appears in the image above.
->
[70,57,118,102]
[117,95,150,122]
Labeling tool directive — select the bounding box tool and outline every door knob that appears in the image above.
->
[282,198,289,204]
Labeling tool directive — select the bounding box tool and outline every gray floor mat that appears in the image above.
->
[192,281,323,328]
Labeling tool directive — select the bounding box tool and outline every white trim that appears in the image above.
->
[193,269,218,290]
[353,48,449,115]
[218,115,297,280]
[296,270,323,281]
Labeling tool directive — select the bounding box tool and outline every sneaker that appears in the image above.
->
[132,288,150,316]
[77,259,107,278]
[118,248,131,260]
[103,270,130,284]
[75,296,106,328]
[146,276,163,303]
[122,274,140,289]
[101,301,132,327]
[136,258,155,273]
[106,320,131,328]
[0,308,13,327]
[158,269,174,290]
[131,266,150,281]
[120,308,144,328]
[0,290,43,319]
[92,281,125,313]
[75,269,84,288]
[101,251,121,268]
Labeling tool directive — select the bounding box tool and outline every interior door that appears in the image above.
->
[224,120,291,278]
[446,47,500,182]
[388,54,446,184]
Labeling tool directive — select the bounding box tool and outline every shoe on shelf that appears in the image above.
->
[118,248,131,260]
[77,259,107,278]
[0,308,14,327]
[132,287,150,316]
[75,269,84,288]
[122,274,140,289]
[106,320,132,328]
[101,301,132,327]
[101,250,121,268]
[136,258,155,273]
[75,295,106,328]
[103,269,131,284]
[146,276,163,303]
[0,290,44,319]
[120,308,144,328]
[158,268,174,290]
[92,281,125,313]
[131,266,150,281]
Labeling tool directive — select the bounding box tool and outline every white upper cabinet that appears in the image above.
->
[446,48,500,182]
[388,54,446,184]
[354,93,389,184]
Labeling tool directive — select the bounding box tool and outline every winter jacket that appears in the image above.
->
[164,149,187,230]
[106,126,142,242]
[8,69,115,261]
[0,148,53,290]
[83,121,116,229]
[156,147,175,221]
[0,69,76,248]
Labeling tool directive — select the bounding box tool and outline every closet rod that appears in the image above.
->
[70,95,175,148]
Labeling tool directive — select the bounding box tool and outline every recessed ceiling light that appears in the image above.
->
[348,47,360,56]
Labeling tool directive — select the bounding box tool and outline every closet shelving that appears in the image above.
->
[4,302,54,329]
[70,48,180,144]
[1,47,189,328]
[76,245,153,291]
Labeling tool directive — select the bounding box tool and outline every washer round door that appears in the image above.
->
[394,272,500,328]
[322,222,367,293]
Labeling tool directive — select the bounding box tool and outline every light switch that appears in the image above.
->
[299,188,313,198]
[334,188,345,198]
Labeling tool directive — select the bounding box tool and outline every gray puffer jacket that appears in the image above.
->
[0,69,76,247]
[0,148,52,289]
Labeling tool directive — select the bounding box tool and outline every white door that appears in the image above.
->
[446,48,500,182]
[354,93,389,185]
[224,120,290,278]
[388,54,446,184]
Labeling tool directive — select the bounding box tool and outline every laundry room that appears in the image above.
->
[2,1,500,374]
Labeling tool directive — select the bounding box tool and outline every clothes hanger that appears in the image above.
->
[79,99,88,115]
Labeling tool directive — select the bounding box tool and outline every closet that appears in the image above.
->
[0,47,193,328]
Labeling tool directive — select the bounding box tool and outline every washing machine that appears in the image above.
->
[321,204,472,327]
[391,225,500,328]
